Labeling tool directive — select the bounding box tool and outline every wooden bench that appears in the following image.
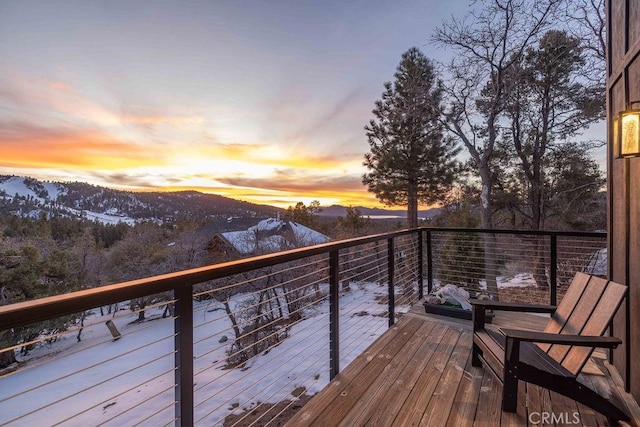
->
[471,272,630,422]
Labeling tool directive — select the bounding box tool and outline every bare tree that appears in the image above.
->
[559,0,605,85]
[504,30,603,230]
[432,0,561,299]
[433,0,561,229]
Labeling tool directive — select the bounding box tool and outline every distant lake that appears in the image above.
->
[367,215,432,220]
[367,215,405,219]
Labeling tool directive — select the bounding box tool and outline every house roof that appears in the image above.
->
[220,218,330,255]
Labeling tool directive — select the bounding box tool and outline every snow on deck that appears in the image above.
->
[0,282,407,426]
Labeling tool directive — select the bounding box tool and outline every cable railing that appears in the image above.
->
[0,227,605,426]
[425,228,606,307]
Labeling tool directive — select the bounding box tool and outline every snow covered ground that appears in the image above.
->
[0,282,408,426]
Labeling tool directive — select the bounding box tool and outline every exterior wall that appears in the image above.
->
[607,0,640,401]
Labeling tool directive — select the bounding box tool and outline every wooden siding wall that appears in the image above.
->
[607,0,640,401]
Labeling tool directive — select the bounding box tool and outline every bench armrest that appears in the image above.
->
[472,300,556,331]
[501,328,622,348]
[470,300,556,313]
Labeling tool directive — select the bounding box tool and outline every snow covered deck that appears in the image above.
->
[285,310,640,426]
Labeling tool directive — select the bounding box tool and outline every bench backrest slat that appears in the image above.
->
[538,272,590,352]
[561,280,627,376]
[546,275,608,363]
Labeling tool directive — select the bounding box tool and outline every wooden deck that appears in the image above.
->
[286,308,640,426]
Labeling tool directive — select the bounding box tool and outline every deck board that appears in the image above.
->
[285,309,640,427]
[445,352,483,427]
[359,323,445,426]
[419,330,472,426]
[339,321,437,426]
[393,327,462,426]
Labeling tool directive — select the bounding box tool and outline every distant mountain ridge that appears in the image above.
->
[0,175,281,224]
[0,175,435,225]
[319,204,440,219]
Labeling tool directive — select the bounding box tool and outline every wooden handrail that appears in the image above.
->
[0,227,605,330]
[0,228,417,330]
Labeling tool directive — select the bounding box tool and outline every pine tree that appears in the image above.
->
[363,47,459,228]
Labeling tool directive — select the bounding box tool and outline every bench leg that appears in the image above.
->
[472,343,482,367]
[502,371,518,412]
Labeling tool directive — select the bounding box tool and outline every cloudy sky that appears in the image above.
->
[0,1,472,208]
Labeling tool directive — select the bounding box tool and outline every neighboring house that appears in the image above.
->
[208,217,330,258]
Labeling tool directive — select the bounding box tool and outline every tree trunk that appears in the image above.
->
[479,171,499,301]
[272,288,284,319]
[76,311,86,342]
[530,175,548,289]
[223,300,241,340]
[407,187,418,229]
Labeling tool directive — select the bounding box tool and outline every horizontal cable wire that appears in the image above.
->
[1,320,177,403]
[95,377,176,426]
[195,279,327,340]
[1,300,177,379]
[132,399,176,427]
[341,319,387,362]
[193,313,329,423]
[192,292,328,375]
[193,296,328,386]
[53,366,176,426]
[193,266,329,315]
[338,252,386,280]
[4,350,176,426]
[192,257,328,299]
[338,283,394,357]
[217,292,329,366]
[224,328,331,427]
[193,268,329,330]
[259,371,325,427]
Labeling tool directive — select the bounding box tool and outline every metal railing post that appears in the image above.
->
[550,234,558,306]
[417,229,424,299]
[426,230,433,295]
[329,250,340,379]
[174,285,194,427]
[388,238,395,327]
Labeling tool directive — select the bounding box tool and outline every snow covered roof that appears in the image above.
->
[220,218,330,255]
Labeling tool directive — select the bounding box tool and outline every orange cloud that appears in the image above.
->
[212,172,380,208]
[223,188,381,209]
[195,143,358,171]
[150,184,380,209]
[0,122,161,170]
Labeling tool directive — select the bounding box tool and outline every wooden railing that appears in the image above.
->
[0,228,605,426]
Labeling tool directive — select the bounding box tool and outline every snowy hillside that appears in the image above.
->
[0,175,281,225]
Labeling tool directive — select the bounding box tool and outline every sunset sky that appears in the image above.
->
[0,0,474,208]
